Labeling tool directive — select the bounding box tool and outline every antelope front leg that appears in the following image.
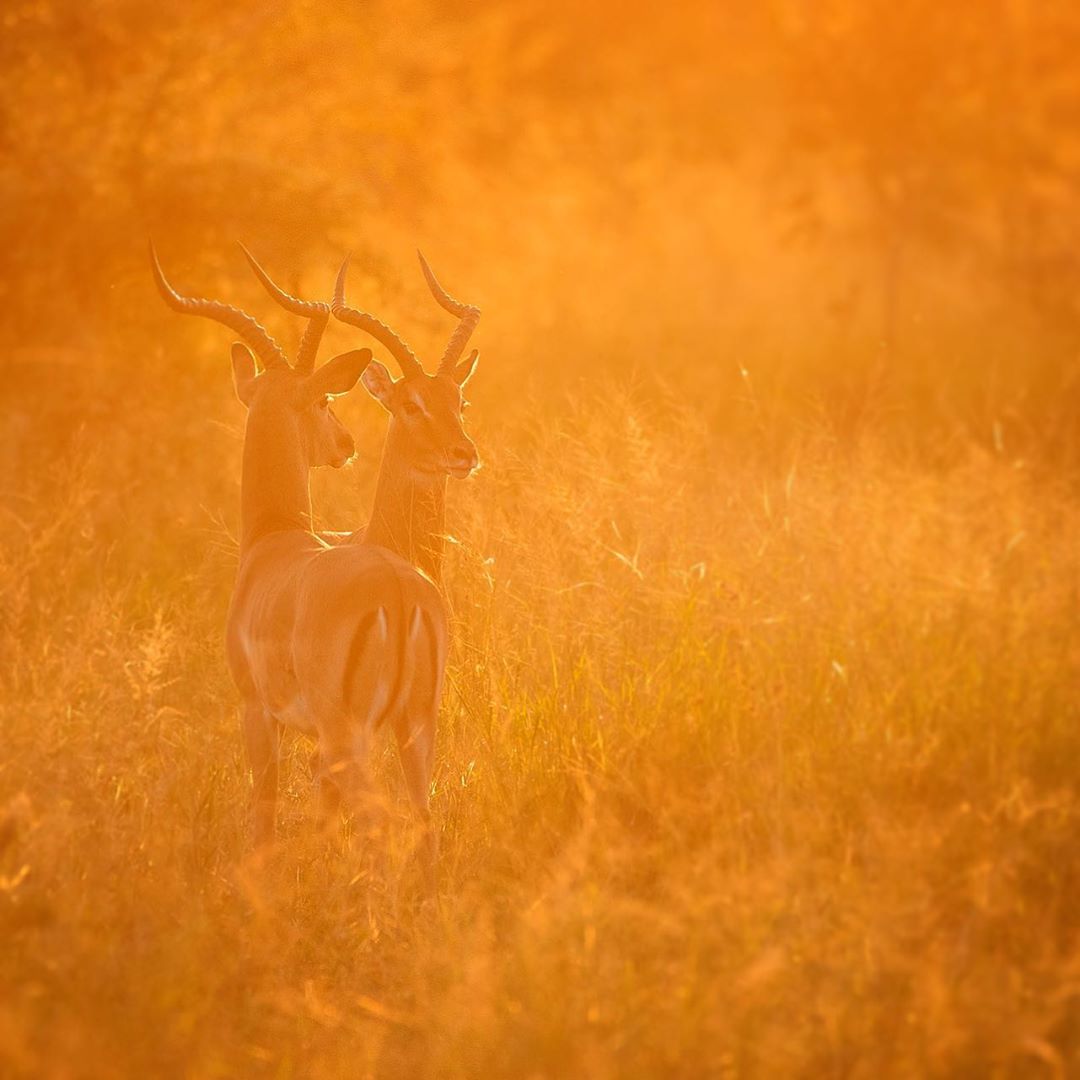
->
[242,703,279,847]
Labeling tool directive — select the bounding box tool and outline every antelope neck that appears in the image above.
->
[239,408,313,553]
[363,421,447,583]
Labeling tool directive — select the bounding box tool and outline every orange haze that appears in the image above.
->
[2,2,1079,1077]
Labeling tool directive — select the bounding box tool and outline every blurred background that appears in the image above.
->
[4,0,1080,463]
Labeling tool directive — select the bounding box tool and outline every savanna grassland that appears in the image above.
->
[3,3,1080,1077]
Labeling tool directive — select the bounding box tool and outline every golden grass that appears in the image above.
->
[1,335,1079,1078]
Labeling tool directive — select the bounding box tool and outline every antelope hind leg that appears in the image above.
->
[242,703,279,847]
[312,743,344,836]
[395,715,438,897]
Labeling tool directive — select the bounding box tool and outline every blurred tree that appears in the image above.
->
[0,0,454,349]
[768,0,1080,346]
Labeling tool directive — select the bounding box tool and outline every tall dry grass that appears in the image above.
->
[1,295,1078,1078]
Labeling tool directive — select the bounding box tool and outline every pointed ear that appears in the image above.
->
[301,348,372,404]
[231,343,257,406]
[454,348,479,386]
[360,358,397,411]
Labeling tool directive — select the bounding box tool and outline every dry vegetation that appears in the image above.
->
[3,2,1080,1077]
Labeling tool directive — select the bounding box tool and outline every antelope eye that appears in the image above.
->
[402,400,422,418]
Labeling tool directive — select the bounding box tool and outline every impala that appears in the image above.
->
[242,247,481,584]
[151,246,447,886]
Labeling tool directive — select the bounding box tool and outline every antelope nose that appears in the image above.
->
[450,445,478,471]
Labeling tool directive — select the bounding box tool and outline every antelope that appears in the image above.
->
[241,247,481,584]
[151,246,448,886]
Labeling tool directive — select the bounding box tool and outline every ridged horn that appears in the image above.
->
[332,255,423,378]
[238,243,329,374]
[417,251,481,374]
[150,242,288,370]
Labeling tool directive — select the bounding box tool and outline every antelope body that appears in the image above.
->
[152,247,447,883]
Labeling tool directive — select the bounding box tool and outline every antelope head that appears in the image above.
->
[151,244,370,469]
[327,252,481,482]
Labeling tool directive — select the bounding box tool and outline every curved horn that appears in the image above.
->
[238,243,329,374]
[150,242,288,370]
[417,251,481,374]
[332,255,423,379]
